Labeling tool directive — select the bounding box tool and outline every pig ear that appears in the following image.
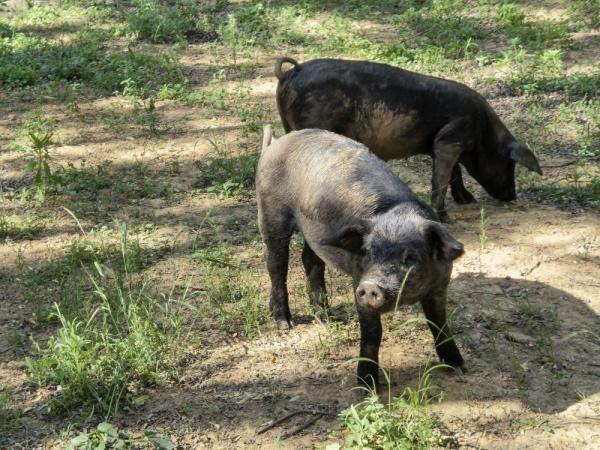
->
[423,222,464,261]
[507,142,543,175]
[320,221,371,254]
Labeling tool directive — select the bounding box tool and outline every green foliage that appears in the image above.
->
[66,422,175,450]
[125,0,206,43]
[499,46,598,95]
[0,393,21,431]
[0,20,12,38]
[192,242,266,337]
[0,211,46,240]
[11,112,60,202]
[526,172,600,208]
[26,223,185,417]
[195,138,258,199]
[57,161,113,194]
[569,0,600,29]
[497,3,569,50]
[337,366,445,449]
[0,29,187,96]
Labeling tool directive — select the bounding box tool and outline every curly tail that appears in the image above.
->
[262,124,275,152]
[274,57,300,81]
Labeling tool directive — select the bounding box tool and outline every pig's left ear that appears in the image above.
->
[506,142,543,175]
[320,220,372,254]
[423,222,464,261]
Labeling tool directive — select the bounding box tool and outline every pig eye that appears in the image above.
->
[401,250,418,266]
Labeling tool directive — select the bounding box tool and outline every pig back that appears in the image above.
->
[259,129,427,225]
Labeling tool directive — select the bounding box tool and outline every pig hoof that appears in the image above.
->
[453,190,476,205]
[276,319,294,330]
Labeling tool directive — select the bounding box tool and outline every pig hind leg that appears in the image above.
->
[301,242,329,318]
[261,218,295,329]
[421,294,464,370]
[450,164,476,205]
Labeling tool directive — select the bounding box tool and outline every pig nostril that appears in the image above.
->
[370,290,379,299]
[357,288,366,297]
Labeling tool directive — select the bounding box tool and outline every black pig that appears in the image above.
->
[256,127,465,388]
[275,57,542,219]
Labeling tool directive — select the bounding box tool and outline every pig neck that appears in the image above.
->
[483,103,513,152]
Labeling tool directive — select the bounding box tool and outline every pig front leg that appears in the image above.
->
[450,164,476,205]
[263,229,294,330]
[421,293,464,370]
[357,308,383,390]
[301,242,329,319]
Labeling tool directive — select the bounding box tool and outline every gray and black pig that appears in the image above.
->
[256,126,465,388]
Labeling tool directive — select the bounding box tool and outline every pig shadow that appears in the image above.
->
[385,273,600,414]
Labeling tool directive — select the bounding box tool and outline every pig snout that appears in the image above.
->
[356,281,386,310]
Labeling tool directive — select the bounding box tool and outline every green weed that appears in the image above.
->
[192,242,266,338]
[0,210,46,240]
[526,172,600,208]
[195,138,258,199]
[0,28,188,98]
[124,0,217,44]
[66,421,175,450]
[26,224,186,417]
[11,112,60,202]
[0,393,22,431]
[314,319,351,362]
[336,365,447,449]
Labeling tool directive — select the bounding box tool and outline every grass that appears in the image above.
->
[0,210,46,240]
[525,171,600,209]
[334,365,448,449]
[191,241,266,338]
[26,222,187,417]
[195,138,259,199]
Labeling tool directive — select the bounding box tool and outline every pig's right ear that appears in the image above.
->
[320,221,371,254]
[423,221,464,261]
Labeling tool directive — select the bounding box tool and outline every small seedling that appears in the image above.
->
[478,207,488,272]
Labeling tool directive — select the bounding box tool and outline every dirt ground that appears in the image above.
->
[1,2,599,449]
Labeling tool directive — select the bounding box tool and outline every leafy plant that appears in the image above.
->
[336,365,447,449]
[11,112,60,202]
[26,223,186,417]
[195,138,258,199]
[66,422,175,450]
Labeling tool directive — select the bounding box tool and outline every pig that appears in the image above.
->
[274,57,542,220]
[256,126,465,388]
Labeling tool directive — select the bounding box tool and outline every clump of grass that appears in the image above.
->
[0,27,188,97]
[192,241,266,338]
[57,161,113,195]
[26,223,186,417]
[195,138,259,199]
[314,318,351,362]
[124,0,217,44]
[335,365,449,449]
[16,220,159,326]
[0,393,22,431]
[0,210,46,240]
[525,171,600,208]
